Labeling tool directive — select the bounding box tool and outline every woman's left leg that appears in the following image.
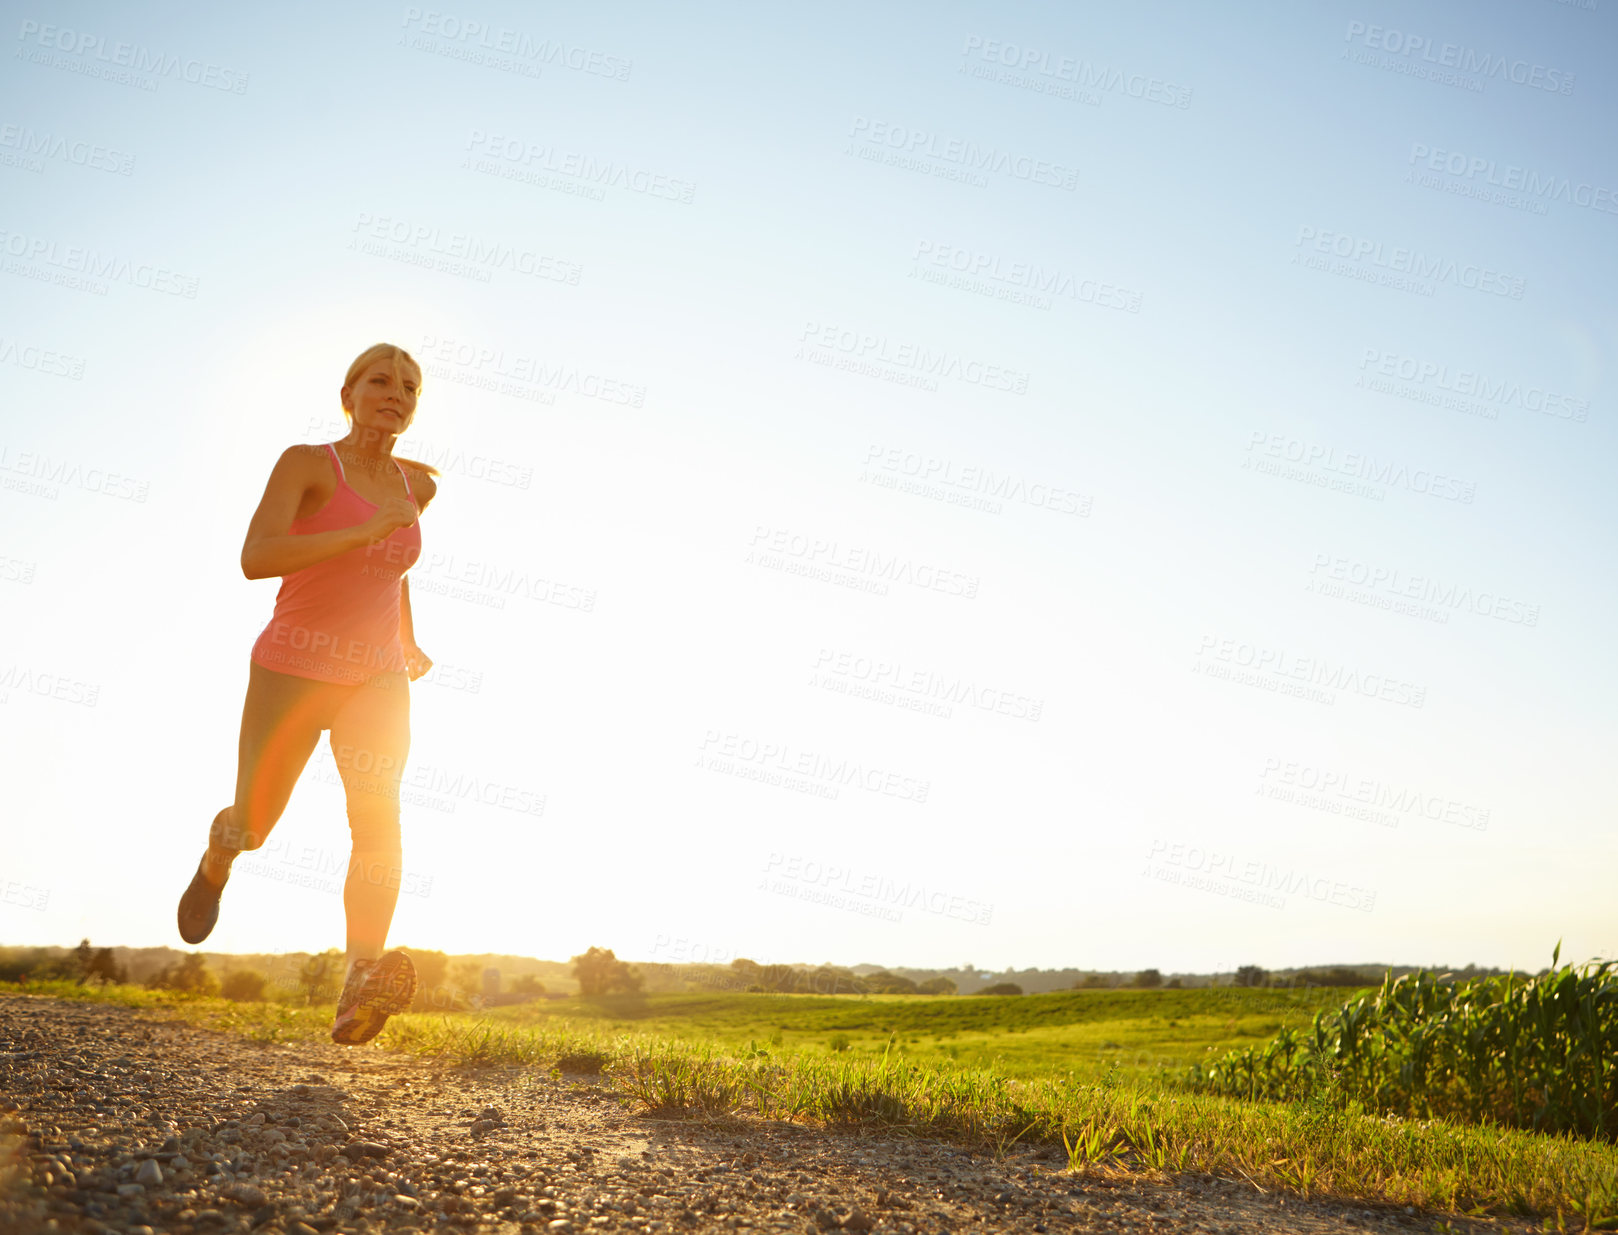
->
[327,670,412,971]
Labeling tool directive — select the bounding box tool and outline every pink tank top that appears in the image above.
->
[250,443,423,684]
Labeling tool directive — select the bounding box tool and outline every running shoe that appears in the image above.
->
[177,855,227,945]
[331,949,417,1045]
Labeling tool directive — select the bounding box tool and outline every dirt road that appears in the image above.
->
[0,993,1529,1234]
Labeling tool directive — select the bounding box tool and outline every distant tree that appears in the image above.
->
[69,940,125,986]
[863,971,919,995]
[448,960,485,1005]
[146,953,219,996]
[730,957,809,993]
[976,982,1023,996]
[0,947,73,983]
[806,965,865,995]
[1286,967,1371,988]
[297,950,344,1005]
[86,948,126,985]
[405,948,452,1011]
[917,976,958,996]
[1077,974,1111,989]
[509,973,547,999]
[221,970,268,1001]
[1166,977,1183,989]
[1134,969,1163,988]
[571,947,644,996]
[1234,965,1269,988]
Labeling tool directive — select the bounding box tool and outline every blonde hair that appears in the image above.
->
[340,342,441,477]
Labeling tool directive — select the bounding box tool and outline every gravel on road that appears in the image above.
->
[0,993,1531,1234]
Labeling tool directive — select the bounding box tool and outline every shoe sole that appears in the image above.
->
[331,951,417,1046]
[177,859,225,946]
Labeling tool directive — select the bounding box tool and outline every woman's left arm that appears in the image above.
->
[400,578,433,680]
[400,467,438,681]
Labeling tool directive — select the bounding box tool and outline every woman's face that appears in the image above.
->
[342,358,420,439]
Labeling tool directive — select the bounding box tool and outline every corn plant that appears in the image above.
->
[1181,946,1617,1142]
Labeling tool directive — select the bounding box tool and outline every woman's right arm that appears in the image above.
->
[240,446,395,580]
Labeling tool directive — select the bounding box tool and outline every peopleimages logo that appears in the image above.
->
[911,240,1143,313]
[863,444,1090,516]
[465,129,694,203]
[0,337,86,380]
[351,212,583,285]
[14,19,251,93]
[418,334,646,407]
[1407,143,1618,215]
[1295,227,1525,299]
[762,852,992,925]
[798,321,1030,394]
[1343,21,1575,94]
[698,731,931,804]
[1245,432,1477,504]
[0,228,200,298]
[400,6,632,80]
[1307,554,1540,626]
[811,647,1044,722]
[847,116,1078,190]
[1195,634,1427,709]
[960,34,1193,108]
[1258,758,1490,831]
[0,125,134,175]
[1356,349,1588,422]
[1144,839,1376,912]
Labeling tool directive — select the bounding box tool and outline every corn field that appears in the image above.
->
[1181,946,1617,1141]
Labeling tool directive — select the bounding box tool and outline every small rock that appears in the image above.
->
[341,1140,390,1159]
[222,1181,269,1207]
[245,1113,265,1126]
[470,1119,498,1135]
[494,1187,517,1205]
[841,1207,874,1231]
[393,1194,420,1210]
[291,1084,312,1098]
[547,1221,574,1234]
[135,1159,163,1185]
[479,1105,503,1120]
[288,1224,319,1235]
[171,1154,191,1172]
[116,1182,146,1199]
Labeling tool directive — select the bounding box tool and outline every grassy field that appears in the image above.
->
[422,984,1350,1084]
[10,978,1618,1229]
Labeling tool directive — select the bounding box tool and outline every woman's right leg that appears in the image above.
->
[205,661,339,882]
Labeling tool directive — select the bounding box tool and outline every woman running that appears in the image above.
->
[177,342,440,1045]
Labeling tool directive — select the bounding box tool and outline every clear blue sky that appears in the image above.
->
[2,0,1614,975]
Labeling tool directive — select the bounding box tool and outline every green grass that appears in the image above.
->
[399,983,1353,1083]
[9,978,1618,1228]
